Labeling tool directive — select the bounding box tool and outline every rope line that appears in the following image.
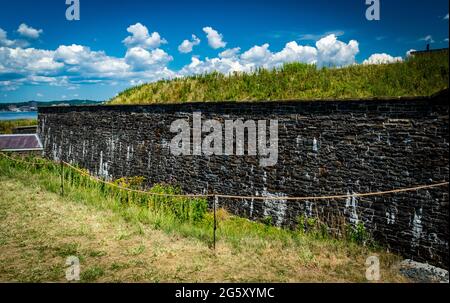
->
[1,152,448,201]
[63,160,213,198]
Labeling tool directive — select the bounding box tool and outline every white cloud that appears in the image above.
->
[17,23,43,39]
[125,47,173,71]
[36,93,43,97]
[178,34,201,53]
[219,47,241,59]
[444,13,449,20]
[363,53,402,65]
[0,81,20,91]
[0,28,28,48]
[316,34,359,67]
[54,44,129,76]
[241,44,272,65]
[271,41,317,66]
[178,56,246,76]
[0,28,13,47]
[0,46,63,75]
[123,23,167,49]
[419,35,435,43]
[1,23,410,97]
[202,27,226,49]
[178,34,360,77]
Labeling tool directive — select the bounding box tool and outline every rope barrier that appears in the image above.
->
[215,182,449,201]
[1,152,448,202]
[62,160,214,198]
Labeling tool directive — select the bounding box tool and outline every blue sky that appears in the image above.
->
[0,0,448,103]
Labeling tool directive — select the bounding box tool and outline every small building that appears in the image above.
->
[409,47,449,56]
[0,134,43,155]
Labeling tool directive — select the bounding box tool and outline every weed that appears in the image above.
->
[347,222,372,246]
[81,266,105,282]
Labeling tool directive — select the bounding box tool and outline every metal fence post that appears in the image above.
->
[213,195,217,250]
[60,160,64,196]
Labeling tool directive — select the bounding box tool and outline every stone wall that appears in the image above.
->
[38,90,449,268]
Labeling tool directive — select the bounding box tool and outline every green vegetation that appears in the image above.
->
[0,155,408,282]
[109,51,448,104]
[0,119,37,134]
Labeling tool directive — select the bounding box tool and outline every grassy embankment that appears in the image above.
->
[109,51,448,104]
[0,119,37,134]
[0,155,408,282]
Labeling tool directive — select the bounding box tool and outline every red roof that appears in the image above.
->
[0,134,43,151]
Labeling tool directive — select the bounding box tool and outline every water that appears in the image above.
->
[0,111,38,121]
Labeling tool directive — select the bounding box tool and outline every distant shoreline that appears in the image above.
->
[0,111,38,121]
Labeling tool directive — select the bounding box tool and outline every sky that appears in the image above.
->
[0,0,448,103]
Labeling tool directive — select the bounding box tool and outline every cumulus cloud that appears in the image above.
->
[17,23,43,39]
[123,23,167,49]
[54,44,129,77]
[125,47,173,71]
[0,28,14,47]
[0,41,174,91]
[219,47,241,59]
[0,28,28,48]
[1,23,411,95]
[241,44,272,66]
[178,35,201,53]
[271,41,317,66]
[203,27,226,49]
[0,46,63,75]
[363,53,402,65]
[316,34,359,67]
[178,56,246,76]
[444,13,449,20]
[178,34,360,77]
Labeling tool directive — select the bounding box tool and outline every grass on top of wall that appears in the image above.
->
[0,155,409,282]
[0,119,37,134]
[108,50,449,105]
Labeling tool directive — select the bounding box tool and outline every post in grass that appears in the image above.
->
[60,159,64,196]
[213,195,218,250]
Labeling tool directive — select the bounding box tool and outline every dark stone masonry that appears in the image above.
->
[38,90,449,269]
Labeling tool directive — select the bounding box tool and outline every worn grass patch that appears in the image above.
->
[0,157,409,282]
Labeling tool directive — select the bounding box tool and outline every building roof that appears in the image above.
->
[0,134,43,152]
[409,48,449,55]
[12,125,38,135]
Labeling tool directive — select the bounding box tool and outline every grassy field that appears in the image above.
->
[109,51,448,105]
[0,119,37,134]
[0,155,409,282]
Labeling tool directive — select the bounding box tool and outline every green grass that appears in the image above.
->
[0,155,409,282]
[109,51,449,105]
[0,119,37,134]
